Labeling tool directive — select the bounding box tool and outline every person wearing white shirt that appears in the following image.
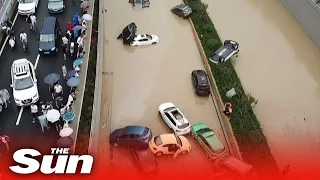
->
[30,15,36,30]
[53,84,63,99]
[30,104,38,123]
[19,31,27,44]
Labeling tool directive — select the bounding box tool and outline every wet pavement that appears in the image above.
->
[203,0,320,176]
[0,0,81,160]
[99,0,229,176]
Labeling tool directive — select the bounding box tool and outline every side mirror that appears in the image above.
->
[34,79,37,82]
[10,84,13,87]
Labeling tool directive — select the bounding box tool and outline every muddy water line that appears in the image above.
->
[203,0,320,175]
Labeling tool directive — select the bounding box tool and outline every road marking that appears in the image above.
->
[16,107,24,125]
[34,54,40,70]
[0,12,19,56]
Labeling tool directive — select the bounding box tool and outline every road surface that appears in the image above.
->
[0,0,81,161]
[203,0,320,177]
[97,0,230,177]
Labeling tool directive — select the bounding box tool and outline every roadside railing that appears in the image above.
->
[88,0,103,156]
[189,18,243,160]
[0,0,17,45]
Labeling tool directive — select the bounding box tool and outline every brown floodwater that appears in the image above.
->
[203,0,320,176]
[100,0,229,175]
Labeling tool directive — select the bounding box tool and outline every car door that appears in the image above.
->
[164,112,176,128]
[30,64,37,84]
[173,145,182,159]
[141,38,149,45]
[118,134,130,146]
[199,136,211,154]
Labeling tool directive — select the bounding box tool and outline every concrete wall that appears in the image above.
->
[281,0,320,48]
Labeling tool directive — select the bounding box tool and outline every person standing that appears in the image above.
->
[223,102,232,117]
[53,83,63,99]
[38,113,49,132]
[30,104,38,123]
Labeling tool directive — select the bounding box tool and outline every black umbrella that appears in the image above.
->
[57,136,74,148]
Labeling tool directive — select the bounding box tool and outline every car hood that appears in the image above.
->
[39,41,55,50]
[13,85,38,101]
[48,1,64,9]
[18,2,35,11]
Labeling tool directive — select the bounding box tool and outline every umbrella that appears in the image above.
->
[63,112,75,122]
[46,109,61,123]
[57,136,74,148]
[44,73,60,85]
[67,70,78,80]
[72,25,84,31]
[59,127,74,137]
[82,14,92,21]
[80,1,90,9]
[67,77,80,87]
[73,58,84,66]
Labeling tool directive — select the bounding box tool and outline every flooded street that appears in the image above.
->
[99,0,229,176]
[203,0,320,176]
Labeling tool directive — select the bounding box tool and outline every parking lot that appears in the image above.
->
[0,0,81,155]
[98,0,230,177]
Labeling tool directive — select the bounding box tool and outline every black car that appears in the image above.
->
[38,16,61,55]
[191,70,211,96]
[171,4,192,18]
[130,148,158,174]
[109,126,152,149]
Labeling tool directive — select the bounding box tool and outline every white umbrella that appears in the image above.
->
[46,109,61,123]
[82,14,92,21]
[59,126,74,137]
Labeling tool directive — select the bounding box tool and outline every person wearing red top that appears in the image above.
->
[67,21,73,32]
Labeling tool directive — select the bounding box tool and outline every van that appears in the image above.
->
[38,16,61,55]
[217,156,257,180]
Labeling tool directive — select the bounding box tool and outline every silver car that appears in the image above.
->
[48,0,65,13]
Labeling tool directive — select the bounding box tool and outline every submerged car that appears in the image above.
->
[39,17,61,55]
[158,102,191,135]
[130,34,159,46]
[11,59,39,106]
[109,126,152,149]
[18,0,39,15]
[117,22,137,44]
[171,4,192,18]
[48,0,65,13]
[130,148,158,174]
[191,123,226,160]
[191,70,211,96]
[149,134,191,159]
[209,40,239,64]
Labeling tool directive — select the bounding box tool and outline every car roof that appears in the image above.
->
[175,4,189,10]
[12,59,31,76]
[40,17,56,34]
[202,132,225,150]
[123,126,147,135]
[194,70,208,84]
[159,134,178,145]
[133,149,154,161]
[221,156,254,173]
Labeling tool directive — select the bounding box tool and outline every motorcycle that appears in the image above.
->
[70,42,75,57]
[8,36,15,49]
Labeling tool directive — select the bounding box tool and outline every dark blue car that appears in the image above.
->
[109,126,152,150]
[38,16,61,55]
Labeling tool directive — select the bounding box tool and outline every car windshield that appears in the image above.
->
[145,34,152,39]
[175,135,182,146]
[49,0,61,2]
[154,136,163,146]
[196,128,211,134]
[178,123,189,129]
[40,34,54,42]
[21,0,34,3]
[14,76,34,90]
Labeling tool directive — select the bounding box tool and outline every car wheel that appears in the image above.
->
[113,143,119,147]
[152,42,157,45]
[205,152,210,158]
[181,150,188,155]
[156,152,163,156]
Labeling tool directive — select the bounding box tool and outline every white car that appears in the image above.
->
[158,103,191,135]
[11,59,39,106]
[18,0,39,15]
[130,34,159,46]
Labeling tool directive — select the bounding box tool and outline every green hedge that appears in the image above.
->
[75,0,99,154]
[183,0,279,176]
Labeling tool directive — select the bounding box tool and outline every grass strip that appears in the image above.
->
[183,0,279,176]
[74,0,99,154]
